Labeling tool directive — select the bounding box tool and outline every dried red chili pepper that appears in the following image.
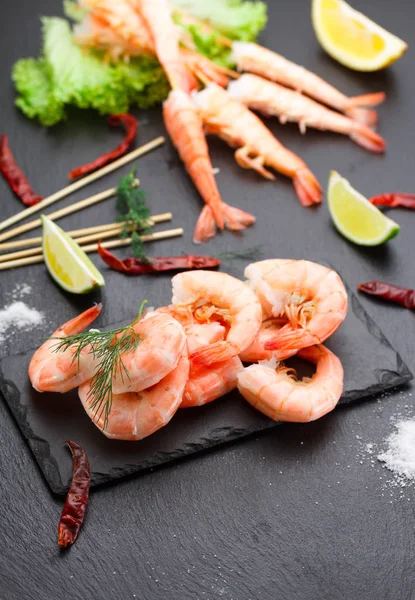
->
[0,135,43,206]
[58,440,91,548]
[369,193,415,209]
[358,281,415,310]
[68,114,138,180]
[98,243,220,274]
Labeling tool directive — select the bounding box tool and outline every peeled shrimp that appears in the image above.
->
[163,89,255,242]
[172,270,262,365]
[245,259,348,354]
[28,305,102,393]
[182,322,243,407]
[231,42,385,126]
[237,344,344,422]
[193,83,322,207]
[79,354,189,440]
[136,0,196,93]
[111,312,187,394]
[228,74,386,154]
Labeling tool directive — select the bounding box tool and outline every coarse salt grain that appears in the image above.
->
[0,301,44,342]
[378,419,415,481]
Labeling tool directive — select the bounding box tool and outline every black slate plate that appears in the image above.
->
[0,286,411,495]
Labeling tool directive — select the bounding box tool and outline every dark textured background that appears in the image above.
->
[1,1,414,599]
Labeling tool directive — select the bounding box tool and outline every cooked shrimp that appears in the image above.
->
[135,0,196,93]
[163,89,255,242]
[228,74,386,154]
[76,0,155,56]
[245,259,348,354]
[237,344,344,422]
[231,42,385,126]
[28,305,102,393]
[79,354,189,440]
[182,322,243,407]
[172,270,262,365]
[193,83,322,207]
[111,312,187,394]
[239,318,298,363]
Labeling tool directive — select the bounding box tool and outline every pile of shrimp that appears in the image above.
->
[29,260,348,440]
[71,0,386,243]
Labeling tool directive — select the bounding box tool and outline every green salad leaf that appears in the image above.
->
[172,0,267,41]
[13,17,169,126]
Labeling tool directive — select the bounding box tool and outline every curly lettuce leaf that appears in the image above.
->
[171,0,267,41]
[13,17,169,126]
[12,58,66,126]
[63,0,86,22]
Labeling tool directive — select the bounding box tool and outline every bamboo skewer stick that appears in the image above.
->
[0,212,173,251]
[0,136,165,234]
[0,228,184,272]
[0,180,139,244]
[0,213,173,264]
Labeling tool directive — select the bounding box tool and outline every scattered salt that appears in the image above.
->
[212,167,220,175]
[378,419,415,481]
[11,283,32,299]
[0,301,44,342]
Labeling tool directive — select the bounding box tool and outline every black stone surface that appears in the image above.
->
[0,286,411,495]
[1,1,415,599]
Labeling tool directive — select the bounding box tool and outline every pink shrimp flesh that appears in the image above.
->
[228,74,386,154]
[231,42,385,126]
[245,259,348,355]
[172,270,262,365]
[79,353,189,440]
[28,305,102,393]
[193,83,322,207]
[237,344,344,422]
[239,318,298,363]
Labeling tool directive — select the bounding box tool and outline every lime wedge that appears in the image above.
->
[327,171,400,246]
[42,215,105,293]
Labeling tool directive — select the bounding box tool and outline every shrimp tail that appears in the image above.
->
[61,304,103,335]
[191,341,238,365]
[222,203,256,231]
[345,92,385,125]
[351,123,386,153]
[193,205,217,244]
[264,327,318,352]
[293,168,323,207]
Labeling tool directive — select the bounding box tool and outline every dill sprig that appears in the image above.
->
[52,301,147,429]
[116,167,152,261]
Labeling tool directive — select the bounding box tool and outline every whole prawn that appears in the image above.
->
[193,83,322,207]
[163,89,255,242]
[237,345,344,422]
[245,259,348,355]
[228,74,386,154]
[231,42,385,126]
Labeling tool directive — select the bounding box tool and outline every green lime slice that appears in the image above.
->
[327,171,400,246]
[41,215,105,294]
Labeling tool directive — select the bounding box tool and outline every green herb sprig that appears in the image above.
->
[116,167,152,261]
[52,301,147,429]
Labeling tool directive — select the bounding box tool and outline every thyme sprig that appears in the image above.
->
[52,301,147,429]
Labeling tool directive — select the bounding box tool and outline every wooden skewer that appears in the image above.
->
[0,179,138,244]
[0,212,172,251]
[0,228,184,272]
[0,136,165,234]
[0,213,173,264]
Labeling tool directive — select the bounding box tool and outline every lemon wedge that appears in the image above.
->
[327,171,400,246]
[312,0,407,71]
[42,215,105,294]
